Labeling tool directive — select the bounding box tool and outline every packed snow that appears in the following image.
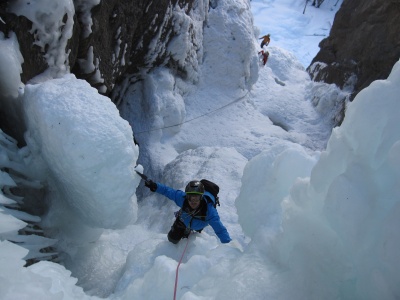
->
[1,0,400,299]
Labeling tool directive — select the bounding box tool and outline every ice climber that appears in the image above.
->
[144,178,232,244]
[259,34,270,48]
[258,50,269,66]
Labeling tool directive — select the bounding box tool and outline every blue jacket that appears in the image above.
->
[155,183,231,243]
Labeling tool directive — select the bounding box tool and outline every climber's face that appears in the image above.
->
[187,194,201,209]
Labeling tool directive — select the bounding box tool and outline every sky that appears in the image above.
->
[1,0,400,299]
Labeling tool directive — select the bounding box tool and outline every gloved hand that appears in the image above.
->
[145,180,157,192]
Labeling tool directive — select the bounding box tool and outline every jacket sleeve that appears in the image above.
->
[155,182,186,207]
[207,205,232,243]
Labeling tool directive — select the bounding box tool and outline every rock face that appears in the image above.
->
[72,0,195,95]
[307,0,400,100]
[0,0,193,96]
[0,0,194,142]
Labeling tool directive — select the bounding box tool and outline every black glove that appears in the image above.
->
[145,180,157,192]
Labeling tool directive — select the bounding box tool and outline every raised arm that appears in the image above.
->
[207,205,231,243]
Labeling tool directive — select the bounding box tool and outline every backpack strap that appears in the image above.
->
[203,191,219,208]
[214,195,220,207]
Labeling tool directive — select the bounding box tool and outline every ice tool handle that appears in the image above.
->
[135,170,149,183]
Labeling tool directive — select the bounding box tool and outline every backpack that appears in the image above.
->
[200,179,220,208]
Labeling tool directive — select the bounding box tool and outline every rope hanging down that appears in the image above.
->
[173,234,191,300]
[134,92,248,135]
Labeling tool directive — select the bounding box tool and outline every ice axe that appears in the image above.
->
[135,170,149,182]
[136,170,157,191]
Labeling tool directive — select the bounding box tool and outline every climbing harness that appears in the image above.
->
[173,232,191,300]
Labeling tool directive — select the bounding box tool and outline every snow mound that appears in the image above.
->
[23,74,139,229]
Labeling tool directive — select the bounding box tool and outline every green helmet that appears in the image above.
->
[185,180,204,195]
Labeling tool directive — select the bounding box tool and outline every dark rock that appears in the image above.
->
[0,0,193,96]
[0,6,48,83]
[72,0,194,98]
[308,0,400,101]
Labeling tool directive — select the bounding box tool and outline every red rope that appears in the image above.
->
[173,234,190,300]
